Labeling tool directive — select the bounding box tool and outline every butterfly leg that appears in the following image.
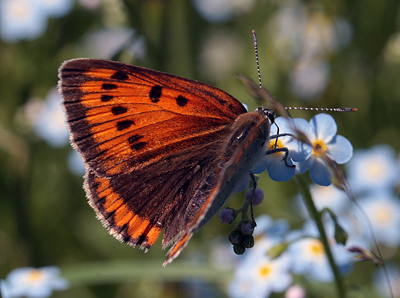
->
[266,147,295,168]
[249,172,258,225]
[269,133,296,139]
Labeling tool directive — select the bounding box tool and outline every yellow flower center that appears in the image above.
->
[27,269,44,283]
[374,206,392,225]
[312,139,328,157]
[10,0,30,19]
[309,240,324,256]
[365,161,385,179]
[259,264,272,277]
[268,139,285,153]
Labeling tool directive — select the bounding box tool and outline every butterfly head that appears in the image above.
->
[257,107,276,125]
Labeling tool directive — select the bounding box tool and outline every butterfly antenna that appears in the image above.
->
[251,31,357,113]
[252,30,262,90]
[285,107,358,112]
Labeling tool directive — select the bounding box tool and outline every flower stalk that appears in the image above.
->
[295,175,346,298]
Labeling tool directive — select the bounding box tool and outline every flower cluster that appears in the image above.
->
[227,215,353,297]
[268,0,353,100]
[257,113,353,186]
[225,143,400,297]
[221,112,352,256]
[222,111,400,296]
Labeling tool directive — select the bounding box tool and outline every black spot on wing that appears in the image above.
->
[111,106,128,115]
[111,71,129,81]
[101,95,113,102]
[176,95,188,107]
[130,142,147,151]
[128,134,144,144]
[117,120,134,131]
[102,83,118,90]
[128,134,146,151]
[149,85,162,103]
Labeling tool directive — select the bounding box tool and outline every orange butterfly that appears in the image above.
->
[58,59,274,266]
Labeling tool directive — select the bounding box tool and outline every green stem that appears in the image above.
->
[294,176,346,298]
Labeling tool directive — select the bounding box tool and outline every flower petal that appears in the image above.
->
[267,156,296,181]
[309,158,332,186]
[309,113,337,142]
[326,135,353,164]
[271,117,312,162]
[294,157,313,174]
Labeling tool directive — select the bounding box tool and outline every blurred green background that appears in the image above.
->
[1,0,400,297]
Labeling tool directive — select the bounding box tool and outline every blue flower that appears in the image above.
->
[228,216,292,297]
[287,220,352,282]
[67,150,86,176]
[0,0,74,43]
[228,238,292,298]
[38,0,74,18]
[0,0,47,43]
[253,117,312,182]
[349,193,400,247]
[373,263,400,298]
[31,87,70,148]
[294,113,353,186]
[83,28,147,60]
[253,215,290,239]
[307,184,349,215]
[0,266,69,298]
[346,144,400,194]
[192,0,255,23]
[290,58,330,100]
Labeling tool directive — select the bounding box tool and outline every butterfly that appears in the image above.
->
[58,59,276,266]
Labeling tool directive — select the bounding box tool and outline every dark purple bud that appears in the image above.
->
[219,207,237,224]
[233,244,246,255]
[245,187,264,206]
[240,220,255,235]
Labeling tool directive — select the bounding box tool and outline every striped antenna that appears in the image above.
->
[285,107,358,112]
[252,30,262,90]
[251,30,357,113]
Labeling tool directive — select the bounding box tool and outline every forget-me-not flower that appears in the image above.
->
[0,0,47,43]
[0,266,69,298]
[294,113,353,186]
[287,220,352,282]
[254,117,312,182]
[228,239,292,298]
[373,263,400,298]
[228,216,293,298]
[346,144,400,194]
[192,0,255,23]
[32,87,70,147]
[350,193,400,247]
[38,0,74,18]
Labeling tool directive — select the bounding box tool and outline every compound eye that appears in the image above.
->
[263,108,275,124]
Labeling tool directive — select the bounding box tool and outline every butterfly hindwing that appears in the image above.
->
[84,137,228,253]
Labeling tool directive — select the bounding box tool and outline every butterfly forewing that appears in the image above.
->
[59,59,247,177]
